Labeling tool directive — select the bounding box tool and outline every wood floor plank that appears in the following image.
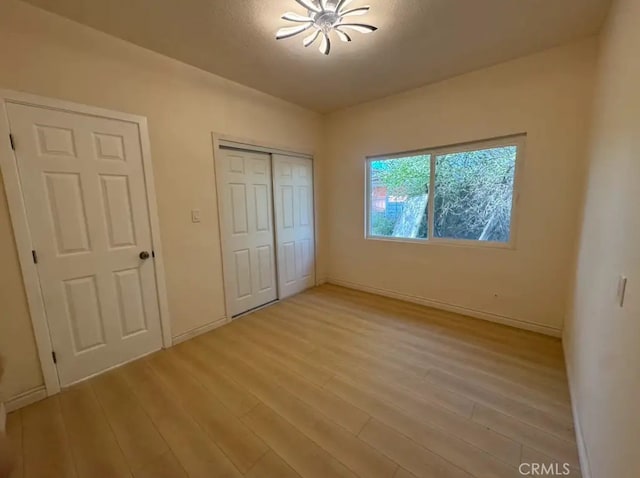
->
[20,398,75,478]
[281,300,570,423]
[309,346,475,417]
[118,361,242,478]
[427,370,576,442]
[213,325,370,434]
[298,295,571,403]
[245,450,302,478]
[260,315,428,385]
[131,452,188,478]
[230,316,334,386]
[242,403,358,478]
[303,287,560,366]
[145,351,268,473]
[325,375,522,468]
[394,468,419,478]
[229,315,338,388]
[13,285,579,478]
[91,371,169,471]
[59,383,130,478]
[284,296,569,395]
[473,405,580,468]
[317,286,565,363]
[6,411,23,478]
[359,419,473,478]
[307,294,569,399]
[265,305,432,379]
[170,342,261,416]
[241,308,477,420]
[520,447,582,478]
[196,334,397,478]
[325,376,521,477]
[264,303,436,380]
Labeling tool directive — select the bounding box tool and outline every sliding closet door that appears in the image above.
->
[218,149,278,317]
[273,155,316,299]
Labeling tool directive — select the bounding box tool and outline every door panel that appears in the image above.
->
[45,172,91,254]
[64,275,105,352]
[114,268,148,337]
[273,155,316,299]
[7,102,163,386]
[234,249,253,299]
[230,184,249,234]
[257,245,274,292]
[218,149,277,316]
[100,175,136,248]
[254,184,270,232]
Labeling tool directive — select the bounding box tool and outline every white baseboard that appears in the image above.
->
[171,316,228,345]
[563,340,592,478]
[327,278,562,337]
[5,385,47,412]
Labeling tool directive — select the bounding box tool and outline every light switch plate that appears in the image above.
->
[191,209,201,223]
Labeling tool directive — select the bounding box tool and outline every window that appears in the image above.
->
[367,136,522,246]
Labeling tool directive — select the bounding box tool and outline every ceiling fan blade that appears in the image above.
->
[276,24,313,40]
[334,28,352,42]
[337,23,378,33]
[282,12,314,23]
[295,0,322,13]
[335,0,355,13]
[320,0,330,10]
[319,32,331,55]
[339,6,370,17]
[303,29,322,47]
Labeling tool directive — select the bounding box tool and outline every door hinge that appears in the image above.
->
[52,351,57,364]
[32,250,38,264]
[9,133,15,151]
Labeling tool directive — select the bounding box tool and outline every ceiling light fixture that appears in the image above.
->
[276,0,377,55]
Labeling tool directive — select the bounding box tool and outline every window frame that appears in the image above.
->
[365,134,525,249]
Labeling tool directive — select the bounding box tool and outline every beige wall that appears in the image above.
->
[564,0,640,476]
[0,0,322,402]
[324,39,597,334]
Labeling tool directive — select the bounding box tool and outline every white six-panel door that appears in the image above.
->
[7,103,163,387]
[273,155,316,299]
[218,149,278,317]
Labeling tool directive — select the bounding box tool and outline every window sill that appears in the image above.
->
[365,235,515,250]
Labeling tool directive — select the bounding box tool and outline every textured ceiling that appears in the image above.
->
[21,0,611,112]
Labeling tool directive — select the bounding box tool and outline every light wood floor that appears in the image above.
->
[6,285,581,478]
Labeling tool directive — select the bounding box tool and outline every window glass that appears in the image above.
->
[434,146,517,242]
[366,137,522,246]
[369,155,430,239]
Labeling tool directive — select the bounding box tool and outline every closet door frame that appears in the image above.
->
[211,134,317,320]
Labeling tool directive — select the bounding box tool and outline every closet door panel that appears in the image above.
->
[218,149,277,317]
[273,155,316,299]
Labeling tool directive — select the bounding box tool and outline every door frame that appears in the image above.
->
[211,133,316,320]
[0,90,172,396]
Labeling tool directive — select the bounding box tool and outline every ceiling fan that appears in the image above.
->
[276,0,378,55]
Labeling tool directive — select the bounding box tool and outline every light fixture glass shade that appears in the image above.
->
[275,0,377,55]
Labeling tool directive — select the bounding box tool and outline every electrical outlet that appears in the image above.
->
[191,209,201,223]
[617,275,628,308]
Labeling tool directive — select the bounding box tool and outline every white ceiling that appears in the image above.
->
[21,0,611,112]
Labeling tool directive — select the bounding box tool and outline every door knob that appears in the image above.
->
[139,251,150,260]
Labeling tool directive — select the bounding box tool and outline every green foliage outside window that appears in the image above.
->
[369,146,517,243]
